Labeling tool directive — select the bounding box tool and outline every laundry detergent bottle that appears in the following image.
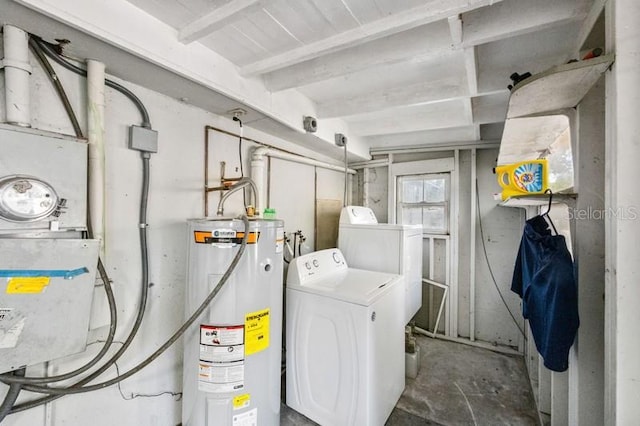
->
[495,159,548,200]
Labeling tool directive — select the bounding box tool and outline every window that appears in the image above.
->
[397,173,449,234]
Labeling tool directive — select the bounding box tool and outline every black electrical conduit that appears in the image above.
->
[20,215,250,396]
[0,37,119,387]
[0,368,25,423]
[27,37,84,138]
[31,36,152,129]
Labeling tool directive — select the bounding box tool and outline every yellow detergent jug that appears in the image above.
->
[495,159,548,200]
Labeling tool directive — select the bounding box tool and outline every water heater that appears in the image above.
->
[183,218,284,426]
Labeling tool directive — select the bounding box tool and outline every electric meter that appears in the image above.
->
[0,175,59,222]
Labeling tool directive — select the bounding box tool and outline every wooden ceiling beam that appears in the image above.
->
[241,0,503,76]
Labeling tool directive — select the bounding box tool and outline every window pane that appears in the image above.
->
[424,178,446,202]
[401,206,423,226]
[402,179,423,203]
[422,206,446,232]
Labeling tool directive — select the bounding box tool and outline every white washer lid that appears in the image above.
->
[287,268,401,306]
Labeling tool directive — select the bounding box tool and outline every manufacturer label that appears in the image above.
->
[194,230,260,245]
[198,324,245,393]
[233,408,257,426]
[245,309,270,356]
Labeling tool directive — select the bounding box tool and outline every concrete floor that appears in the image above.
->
[281,335,538,425]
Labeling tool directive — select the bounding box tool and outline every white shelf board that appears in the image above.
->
[507,54,614,119]
[499,192,577,208]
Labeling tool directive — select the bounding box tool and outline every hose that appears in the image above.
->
[0,368,25,423]
[31,36,152,129]
[20,215,250,396]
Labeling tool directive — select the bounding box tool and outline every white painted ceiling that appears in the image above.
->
[2,0,597,160]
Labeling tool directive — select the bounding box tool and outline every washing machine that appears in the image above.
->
[338,206,423,324]
[286,248,405,426]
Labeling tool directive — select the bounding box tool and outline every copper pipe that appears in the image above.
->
[203,125,300,217]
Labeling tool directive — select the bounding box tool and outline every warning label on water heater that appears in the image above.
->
[244,309,270,356]
[198,324,245,393]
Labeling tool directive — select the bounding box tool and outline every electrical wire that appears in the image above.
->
[113,363,182,401]
[18,215,250,396]
[475,179,526,338]
[0,368,25,423]
[232,116,247,208]
[28,36,83,138]
[31,36,152,129]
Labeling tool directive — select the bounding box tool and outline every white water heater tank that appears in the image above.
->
[183,218,284,426]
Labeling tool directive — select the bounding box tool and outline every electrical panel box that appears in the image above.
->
[0,125,88,234]
[0,238,100,373]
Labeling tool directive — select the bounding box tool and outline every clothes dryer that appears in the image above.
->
[338,206,423,324]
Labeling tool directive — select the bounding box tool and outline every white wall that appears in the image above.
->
[607,0,640,423]
[473,149,524,347]
[0,38,344,425]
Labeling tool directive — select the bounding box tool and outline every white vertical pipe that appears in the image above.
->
[250,157,266,212]
[2,25,32,127]
[470,148,477,342]
[87,60,106,255]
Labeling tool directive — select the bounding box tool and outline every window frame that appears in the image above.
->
[396,172,450,235]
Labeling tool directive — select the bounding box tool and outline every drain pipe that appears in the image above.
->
[251,147,357,212]
[2,25,32,127]
[87,60,106,256]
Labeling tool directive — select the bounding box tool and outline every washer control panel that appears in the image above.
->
[286,248,348,286]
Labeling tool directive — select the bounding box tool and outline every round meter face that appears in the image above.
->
[0,176,59,222]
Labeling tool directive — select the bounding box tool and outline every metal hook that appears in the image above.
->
[541,189,558,235]
[542,188,553,216]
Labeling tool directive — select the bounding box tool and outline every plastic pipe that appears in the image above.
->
[2,25,32,127]
[87,60,106,256]
[250,156,266,213]
[251,147,356,211]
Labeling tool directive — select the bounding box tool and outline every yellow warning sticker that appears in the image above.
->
[244,308,270,356]
[6,277,50,294]
[233,393,251,410]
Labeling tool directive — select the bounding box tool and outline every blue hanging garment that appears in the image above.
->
[511,215,579,372]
